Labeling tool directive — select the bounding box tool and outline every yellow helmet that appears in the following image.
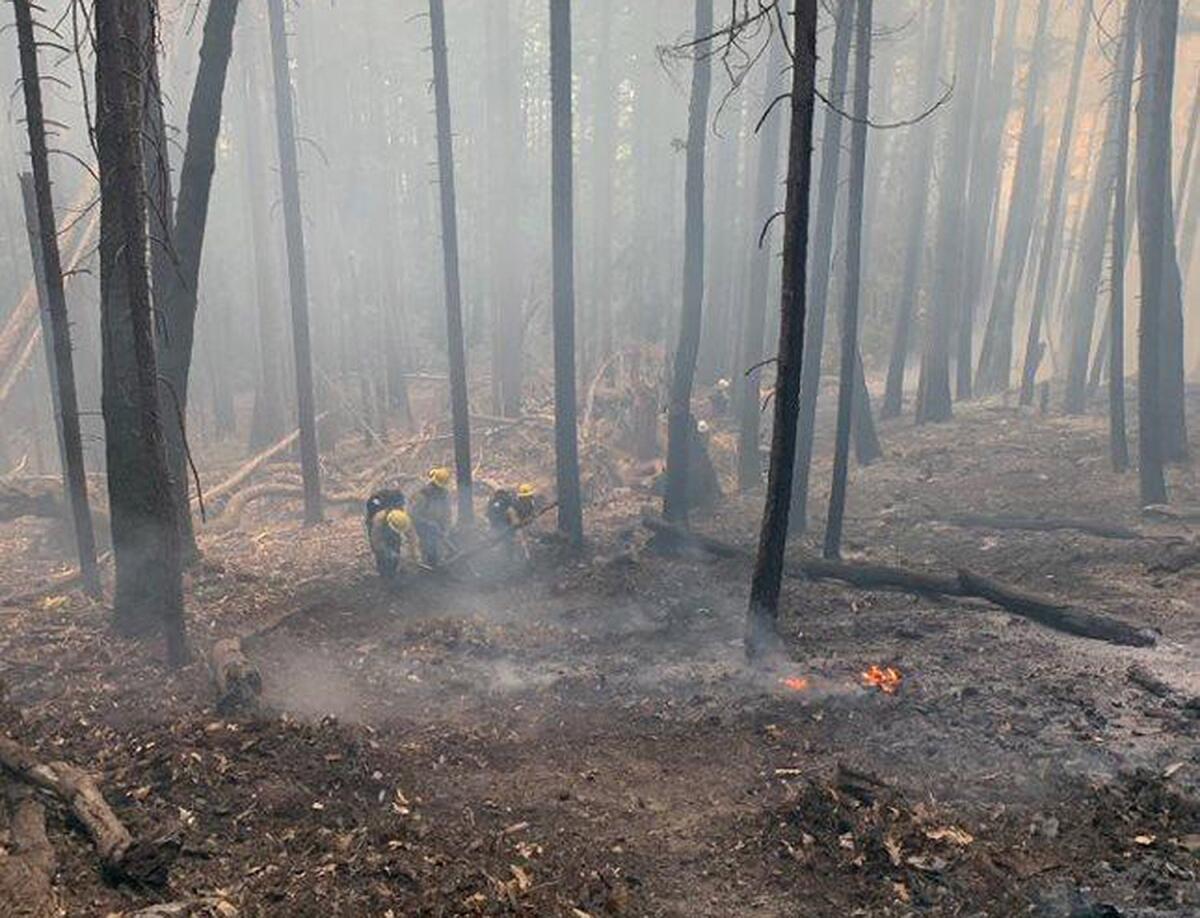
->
[429,467,452,488]
[517,483,536,499]
[384,509,413,534]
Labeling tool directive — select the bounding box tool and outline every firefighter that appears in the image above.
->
[366,494,420,579]
[710,377,731,417]
[486,483,537,562]
[411,467,453,565]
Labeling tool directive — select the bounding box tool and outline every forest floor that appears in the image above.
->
[2,389,1200,916]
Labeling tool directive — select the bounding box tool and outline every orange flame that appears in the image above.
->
[862,665,902,694]
[781,676,810,692]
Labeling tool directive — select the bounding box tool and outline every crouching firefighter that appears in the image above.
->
[365,489,420,579]
[486,483,537,562]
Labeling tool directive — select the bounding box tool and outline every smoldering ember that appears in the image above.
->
[0,0,1198,914]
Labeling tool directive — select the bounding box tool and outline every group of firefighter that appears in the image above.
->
[364,467,538,580]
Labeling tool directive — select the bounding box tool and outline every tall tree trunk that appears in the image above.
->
[13,1,99,597]
[591,0,616,372]
[746,1,817,659]
[1135,0,1172,505]
[882,0,944,419]
[267,0,322,524]
[663,0,714,525]
[824,0,872,560]
[428,0,474,523]
[1109,0,1138,473]
[485,0,524,417]
[735,27,787,490]
[917,4,985,423]
[549,0,584,544]
[96,0,187,663]
[789,0,853,531]
[1019,0,1092,406]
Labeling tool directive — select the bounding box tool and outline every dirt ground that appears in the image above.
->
[2,392,1199,916]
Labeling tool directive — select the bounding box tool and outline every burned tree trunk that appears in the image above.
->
[13,2,100,597]
[267,0,323,525]
[96,0,187,663]
[735,28,787,490]
[1135,0,1175,505]
[428,0,475,523]
[916,3,985,423]
[882,0,944,419]
[1109,0,1138,473]
[790,0,853,530]
[823,0,872,561]
[746,1,817,659]
[1019,0,1092,406]
[549,0,584,544]
[663,0,714,526]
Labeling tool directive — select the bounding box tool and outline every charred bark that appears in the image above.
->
[663,0,714,526]
[746,1,817,658]
[549,0,584,544]
[267,0,323,524]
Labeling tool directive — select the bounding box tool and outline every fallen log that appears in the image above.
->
[639,517,1157,647]
[1142,504,1200,524]
[956,570,1157,648]
[198,413,328,508]
[208,638,262,714]
[0,784,58,917]
[941,513,1144,541]
[208,484,359,532]
[0,735,177,884]
[1148,540,1200,574]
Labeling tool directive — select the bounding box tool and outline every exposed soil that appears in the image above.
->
[2,395,1199,916]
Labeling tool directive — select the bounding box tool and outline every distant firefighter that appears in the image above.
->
[710,377,731,417]
[411,467,453,565]
[365,489,420,579]
[486,483,537,562]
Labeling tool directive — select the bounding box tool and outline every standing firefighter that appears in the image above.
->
[412,467,454,565]
[486,483,537,562]
[365,489,420,579]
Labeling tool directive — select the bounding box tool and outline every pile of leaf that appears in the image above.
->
[764,766,1024,914]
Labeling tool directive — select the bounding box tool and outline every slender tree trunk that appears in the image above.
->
[267,0,322,524]
[735,27,787,490]
[824,0,872,560]
[882,0,944,419]
[591,0,616,371]
[1175,70,1200,212]
[549,0,584,544]
[663,0,714,525]
[1109,0,1138,473]
[1135,0,1172,505]
[96,0,187,663]
[746,1,817,659]
[427,0,474,523]
[13,0,99,596]
[790,0,853,531]
[1019,0,1091,406]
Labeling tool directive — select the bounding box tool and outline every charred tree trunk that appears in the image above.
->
[916,4,984,423]
[13,2,100,597]
[1108,0,1138,473]
[824,0,872,560]
[746,1,817,659]
[663,0,714,526]
[267,0,322,525]
[735,28,787,490]
[96,0,187,663]
[790,0,853,530]
[549,0,584,544]
[1135,0,1173,505]
[428,0,474,523]
[882,0,944,419]
[1019,0,1091,406]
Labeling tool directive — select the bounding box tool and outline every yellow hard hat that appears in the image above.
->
[384,509,413,534]
[429,467,451,488]
[517,483,536,499]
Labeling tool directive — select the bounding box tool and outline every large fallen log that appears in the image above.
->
[0,735,177,884]
[0,784,58,917]
[198,413,327,509]
[956,570,1157,647]
[639,516,1156,647]
[208,484,359,532]
[940,513,1144,541]
[208,638,262,714]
